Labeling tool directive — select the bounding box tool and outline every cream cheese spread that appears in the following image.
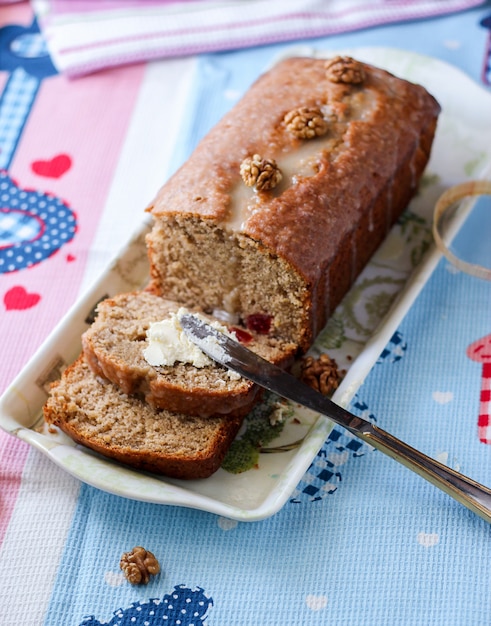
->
[143,308,239,378]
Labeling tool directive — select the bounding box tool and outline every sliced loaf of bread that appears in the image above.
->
[82,290,297,417]
[43,55,441,482]
[43,356,244,479]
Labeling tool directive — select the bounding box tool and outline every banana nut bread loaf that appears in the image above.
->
[43,356,244,479]
[82,290,297,417]
[146,55,440,352]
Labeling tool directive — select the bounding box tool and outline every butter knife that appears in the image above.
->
[180,314,491,524]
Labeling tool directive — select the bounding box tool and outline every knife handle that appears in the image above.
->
[358,423,491,524]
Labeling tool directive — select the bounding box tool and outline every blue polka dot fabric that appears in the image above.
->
[0,172,77,272]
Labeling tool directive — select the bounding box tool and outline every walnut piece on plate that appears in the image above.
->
[299,353,345,396]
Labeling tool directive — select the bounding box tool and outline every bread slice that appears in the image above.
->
[43,356,244,479]
[82,290,297,417]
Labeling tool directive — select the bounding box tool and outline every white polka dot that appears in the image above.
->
[443,39,461,50]
[417,532,439,548]
[432,391,453,404]
[103,571,125,586]
[306,594,328,611]
[218,517,238,530]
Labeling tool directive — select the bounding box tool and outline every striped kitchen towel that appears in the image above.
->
[31,0,486,76]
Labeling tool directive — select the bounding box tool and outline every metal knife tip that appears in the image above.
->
[179,313,231,365]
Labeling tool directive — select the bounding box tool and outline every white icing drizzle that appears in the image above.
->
[224,88,379,233]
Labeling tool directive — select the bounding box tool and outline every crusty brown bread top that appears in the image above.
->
[82,290,297,417]
[43,356,244,479]
[146,56,440,350]
[148,56,440,272]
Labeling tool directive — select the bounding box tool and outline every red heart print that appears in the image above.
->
[31,154,72,178]
[66,253,76,262]
[4,286,41,310]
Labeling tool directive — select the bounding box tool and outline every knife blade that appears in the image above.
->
[180,313,367,437]
[180,313,491,523]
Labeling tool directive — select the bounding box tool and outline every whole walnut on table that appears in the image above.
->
[120,546,160,585]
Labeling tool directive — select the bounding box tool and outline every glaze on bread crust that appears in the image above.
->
[44,356,244,479]
[82,290,297,417]
[147,56,440,351]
